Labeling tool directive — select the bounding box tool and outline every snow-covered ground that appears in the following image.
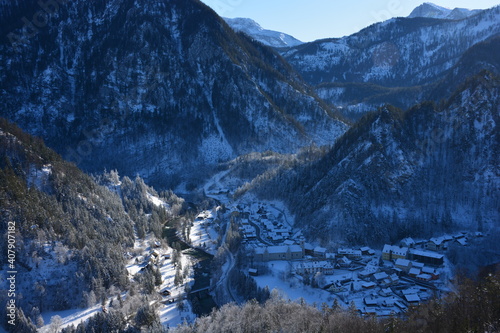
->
[189,210,220,255]
[125,235,196,328]
[39,305,104,332]
[253,261,338,307]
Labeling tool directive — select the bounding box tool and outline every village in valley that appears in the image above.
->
[170,173,488,318]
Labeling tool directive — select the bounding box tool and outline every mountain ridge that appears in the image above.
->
[224,17,303,48]
[0,0,346,188]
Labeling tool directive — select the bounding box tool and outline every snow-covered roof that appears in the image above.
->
[412,261,425,269]
[395,258,411,267]
[404,294,420,303]
[422,267,435,274]
[410,249,444,259]
[314,246,327,253]
[409,268,421,275]
[417,274,432,280]
[373,272,389,280]
[383,244,408,256]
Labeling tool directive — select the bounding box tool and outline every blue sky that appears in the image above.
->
[200,0,500,41]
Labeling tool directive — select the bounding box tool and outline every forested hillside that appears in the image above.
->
[236,72,500,245]
[0,118,184,330]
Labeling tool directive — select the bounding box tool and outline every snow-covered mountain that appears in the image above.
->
[224,17,303,48]
[281,5,500,117]
[408,2,482,20]
[0,0,345,188]
[242,73,500,244]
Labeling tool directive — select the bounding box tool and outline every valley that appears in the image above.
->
[0,0,499,331]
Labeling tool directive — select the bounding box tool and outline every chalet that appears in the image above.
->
[426,237,444,251]
[360,247,376,256]
[254,245,304,262]
[249,268,258,277]
[359,265,378,279]
[408,249,444,266]
[338,248,362,260]
[400,237,416,248]
[338,256,352,268]
[394,258,412,273]
[314,247,327,258]
[422,267,439,280]
[160,289,171,296]
[382,245,408,261]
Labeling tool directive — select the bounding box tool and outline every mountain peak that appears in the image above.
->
[409,2,480,20]
[224,17,303,48]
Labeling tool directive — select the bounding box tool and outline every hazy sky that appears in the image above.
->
[200,0,500,41]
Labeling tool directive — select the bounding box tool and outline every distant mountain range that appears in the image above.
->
[280,5,500,119]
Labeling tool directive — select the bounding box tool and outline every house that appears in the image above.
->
[455,237,468,246]
[404,294,420,305]
[389,273,400,285]
[338,256,352,268]
[416,273,432,282]
[160,289,171,296]
[338,248,362,260]
[411,262,425,270]
[303,243,314,256]
[408,249,444,266]
[400,237,416,248]
[427,236,454,251]
[422,267,439,280]
[379,288,393,297]
[362,282,377,289]
[360,247,376,256]
[249,268,258,276]
[382,245,408,261]
[409,268,421,278]
[373,272,389,282]
[295,261,335,275]
[359,265,378,279]
[426,237,444,251]
[394,258,412,273]
[314,247,327,258]
[364,297,378,307]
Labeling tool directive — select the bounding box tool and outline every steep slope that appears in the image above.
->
[0,0,345,188]
[224,17,303,48]
[0,117,186,329]
[240,73,500,245]
[0,117,135,315]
